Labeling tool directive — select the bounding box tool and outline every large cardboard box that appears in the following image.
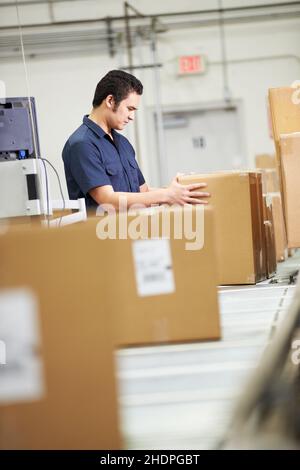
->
[268,87,300,223]
[278,133,300,248]
[178,172,267,285]
[0,223,121,450]
[93,206,221,346]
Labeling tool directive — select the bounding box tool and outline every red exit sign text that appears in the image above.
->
[178,55,206,75]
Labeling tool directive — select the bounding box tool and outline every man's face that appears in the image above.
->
[109,91,140,131]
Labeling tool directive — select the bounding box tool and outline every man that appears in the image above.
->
[62,70,209,211]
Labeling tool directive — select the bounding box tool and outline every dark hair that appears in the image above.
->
[92,70,143,108]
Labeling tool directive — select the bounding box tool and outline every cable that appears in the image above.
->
[41,158,66,227]
[40,158,50,227]
[41,158,66,212]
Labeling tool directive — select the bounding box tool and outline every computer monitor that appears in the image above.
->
[0,96,41,161]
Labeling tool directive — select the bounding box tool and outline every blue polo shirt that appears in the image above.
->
[62,115,145,208]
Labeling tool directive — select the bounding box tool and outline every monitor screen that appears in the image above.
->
[0,97,41,161]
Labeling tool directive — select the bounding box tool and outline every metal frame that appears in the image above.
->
[1,2,300,31]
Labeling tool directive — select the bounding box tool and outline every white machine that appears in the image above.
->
[0,97,86,226]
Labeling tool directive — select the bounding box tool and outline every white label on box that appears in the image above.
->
[132,239,175,297]
[0,288,44,404]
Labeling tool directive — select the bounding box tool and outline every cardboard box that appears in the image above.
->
[0,223,121,450]
[178,172,267,285]
[255,154,276,169]
[262,195,277,278]
[268,87,300,144]
[268,87,300,218]
[93,206,221,346]
[279,132,300,248]
[1,206,221,351]
[253,172,268,280]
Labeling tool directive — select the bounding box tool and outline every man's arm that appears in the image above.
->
[89,177,210,209]
[140,183,161,192]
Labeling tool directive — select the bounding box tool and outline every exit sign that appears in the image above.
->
[178,55,206,75]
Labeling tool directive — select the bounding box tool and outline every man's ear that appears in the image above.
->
[105,94,115,109]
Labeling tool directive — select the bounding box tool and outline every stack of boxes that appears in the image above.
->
[179,171,274,284]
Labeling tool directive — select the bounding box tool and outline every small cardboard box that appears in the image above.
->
[178,172,267,285]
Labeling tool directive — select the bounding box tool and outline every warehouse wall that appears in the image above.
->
[1,0,300,196]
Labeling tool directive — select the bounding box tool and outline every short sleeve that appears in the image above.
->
[68,141,111,195]
[137,166,145,186]
[125,140,146,187]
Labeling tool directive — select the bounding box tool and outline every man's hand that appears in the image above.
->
[89,175,210,209]
[164,175,210,205]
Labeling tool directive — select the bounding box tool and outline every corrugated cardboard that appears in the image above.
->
[268,87,300,144]
[92,206,221,346]
[0,223,121,450]
[279,132,300,248]
[178,172,266,285]
[1,208,221,350]
[253,172,267,280]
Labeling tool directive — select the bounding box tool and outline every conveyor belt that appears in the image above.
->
[116,252,300,450]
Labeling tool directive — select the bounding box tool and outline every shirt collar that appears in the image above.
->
[83,116,122,146]
[111,128,121,143]
[83,115,106,138]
